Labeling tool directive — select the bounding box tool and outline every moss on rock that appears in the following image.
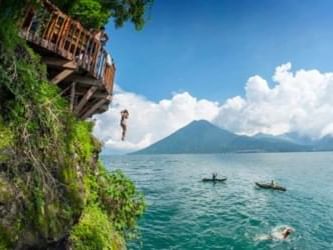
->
[0,1,145,249]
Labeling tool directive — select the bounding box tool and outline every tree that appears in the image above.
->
[52,0,153,30]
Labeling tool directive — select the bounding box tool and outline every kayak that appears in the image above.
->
[255,182,286,191]
[202,177,227,182]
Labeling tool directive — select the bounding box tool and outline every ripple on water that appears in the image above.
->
[102,153,333,250]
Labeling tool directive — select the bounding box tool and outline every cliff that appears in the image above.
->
[0,1,145,249]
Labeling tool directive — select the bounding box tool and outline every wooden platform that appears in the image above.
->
[19,0,115,118]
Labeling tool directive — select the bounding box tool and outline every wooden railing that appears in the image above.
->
[104,64,115,93]
[20,0,115,93]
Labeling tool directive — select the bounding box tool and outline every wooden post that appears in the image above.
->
[74,86,97,114]
[43,57,77,69]
[43,13,56,41]
[41,11,54,40]
[73,24,82,57]
[66,75,102,86]
[51,69,74,84]
[81,95,112,119]
[70,82,76,111]
[57,16,70,50]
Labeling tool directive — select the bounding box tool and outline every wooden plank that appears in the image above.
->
[55,14,66,48]
[103,64,115,93]
[73,27,82,57]
[75,91,110,98]
[48,14,59,42]
[44,13,55,40]
[81,95,112,119]
[74,86,97,114]
[43,57,77,69]
[57,16,70,50]
[51,69,74,84]
[41,12,53,39]
[70,82,76,111]
[66,75,103,86]
[90,41,100,75]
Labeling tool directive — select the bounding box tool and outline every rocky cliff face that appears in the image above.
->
[0,1,145,249]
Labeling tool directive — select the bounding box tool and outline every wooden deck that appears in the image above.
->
[20,0,115,118]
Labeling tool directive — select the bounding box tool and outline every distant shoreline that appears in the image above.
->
[100,150,333,157]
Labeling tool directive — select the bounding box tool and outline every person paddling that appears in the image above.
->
[120,109,129,141]
[212,172,217,181]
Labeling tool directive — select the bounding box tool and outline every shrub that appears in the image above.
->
[69,205,125,250]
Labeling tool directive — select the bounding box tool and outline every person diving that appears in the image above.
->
[120,109,129,141]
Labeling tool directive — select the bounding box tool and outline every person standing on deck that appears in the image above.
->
[120,109,129,141]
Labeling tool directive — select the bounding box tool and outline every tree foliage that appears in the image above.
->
[52,0,153,30]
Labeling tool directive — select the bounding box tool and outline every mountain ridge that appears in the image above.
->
[132,120,321,154]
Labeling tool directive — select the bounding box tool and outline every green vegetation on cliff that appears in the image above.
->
[0,1,145,249]
[51,0,153,30]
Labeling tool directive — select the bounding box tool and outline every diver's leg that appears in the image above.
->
[121,125,127,141]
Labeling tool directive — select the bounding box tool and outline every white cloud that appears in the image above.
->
[93,87,220,154]
[94,63,333,154]
[214,62,333,139]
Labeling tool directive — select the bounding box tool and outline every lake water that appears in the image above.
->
[102,152,333,250]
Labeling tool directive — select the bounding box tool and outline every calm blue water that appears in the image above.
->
[102,152,333,250]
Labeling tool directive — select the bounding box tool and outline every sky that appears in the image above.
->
[94,0,333,154]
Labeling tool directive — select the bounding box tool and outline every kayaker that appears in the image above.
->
[212,173,217,181]
[120,109,129,141]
